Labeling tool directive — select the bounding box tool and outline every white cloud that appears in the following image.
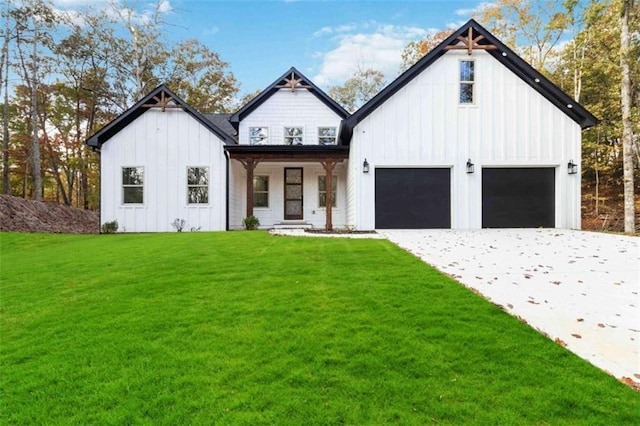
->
[203,26,220,36]
[312,23,433,87]
[455,2,494,17]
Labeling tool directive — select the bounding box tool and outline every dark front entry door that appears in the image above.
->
[284,168,303,220]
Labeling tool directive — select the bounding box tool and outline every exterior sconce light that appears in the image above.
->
[567,160,578,175]
[363,159,370,174]
[466,159,475,174]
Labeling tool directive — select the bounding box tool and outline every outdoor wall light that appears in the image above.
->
[466,159,475,174]
[363,159,370,174]
[568,160,578,175]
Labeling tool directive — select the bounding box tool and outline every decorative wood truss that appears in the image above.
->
[444,27,497,55]
[275,71,312,91]
[142,91,182,112]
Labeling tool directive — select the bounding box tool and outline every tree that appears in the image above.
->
[11,0,57,201]
[475,0,569,70]
[328,68,386,113]
[164,39,239,113]
[400,30,454,72]
[108,0,169,103]
[1,0,13,194]
[620,0,636,232]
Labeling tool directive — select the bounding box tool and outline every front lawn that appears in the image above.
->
[1,232,638,424]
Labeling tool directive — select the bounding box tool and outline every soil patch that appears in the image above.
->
[0,195,99,234]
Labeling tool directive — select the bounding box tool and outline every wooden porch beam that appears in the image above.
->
[240,159,259,217]
[320,160,337,231]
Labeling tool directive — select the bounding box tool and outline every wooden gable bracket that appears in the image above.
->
[142,91,182,112]
[275,71,312,91]
[444,27,498,55]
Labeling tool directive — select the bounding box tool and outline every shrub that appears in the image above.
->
[171,218,186,232]
[242,215,260,230]
[101,220,119,234]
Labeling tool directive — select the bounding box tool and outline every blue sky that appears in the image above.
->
[54,0,488,96]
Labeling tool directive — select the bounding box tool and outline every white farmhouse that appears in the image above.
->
[86,20,597,232]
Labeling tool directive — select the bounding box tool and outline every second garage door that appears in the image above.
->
[375,168,451,229]
[482,168,555,228]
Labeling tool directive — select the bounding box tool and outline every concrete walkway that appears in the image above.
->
[380,229,640,386]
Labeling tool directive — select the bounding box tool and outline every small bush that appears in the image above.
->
[171,218,186,232]
[101,220,119,234]
[242,215,260,230]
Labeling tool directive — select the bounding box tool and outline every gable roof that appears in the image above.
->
[85,85,235,149]
[339,19,598,144]
[229,67,349,128]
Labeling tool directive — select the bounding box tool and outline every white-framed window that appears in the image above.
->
[249,127,269,145]
[459,60,475,104]
[318,127,337,145]
[284,127,304,145]
[253,175,269,208]
[187,167,209,204]
[122,166,144,204]
[318,175,337,208]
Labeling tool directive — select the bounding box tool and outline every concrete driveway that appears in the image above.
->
[380,229,640,386]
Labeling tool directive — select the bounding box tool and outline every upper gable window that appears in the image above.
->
[318,127,337,145]
[249,127,269,145]
[284,127,303,145]
[459,60,475,104]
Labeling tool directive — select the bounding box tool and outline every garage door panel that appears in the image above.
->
[375,168,451,229]
[482,168,555,228]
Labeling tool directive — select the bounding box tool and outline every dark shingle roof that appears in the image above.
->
[202,113,237,142]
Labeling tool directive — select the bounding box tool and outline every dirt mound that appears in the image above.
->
[0,195,99,234]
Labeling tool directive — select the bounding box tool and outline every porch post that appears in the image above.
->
[321,160,336,231]
[241,159,258,217]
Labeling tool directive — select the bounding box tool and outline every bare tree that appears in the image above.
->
[1,0,13,194]
[620,0,636,233]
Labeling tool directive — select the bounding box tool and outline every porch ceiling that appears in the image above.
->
[225,145,349,162]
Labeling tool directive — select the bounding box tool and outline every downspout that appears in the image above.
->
[93,146,101,234]
[225,150,230,231]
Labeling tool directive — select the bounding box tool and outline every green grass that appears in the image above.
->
[1,232,638,425]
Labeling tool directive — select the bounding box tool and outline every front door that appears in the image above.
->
[284,168,303,220]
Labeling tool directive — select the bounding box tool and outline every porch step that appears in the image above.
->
[272,221,313,230]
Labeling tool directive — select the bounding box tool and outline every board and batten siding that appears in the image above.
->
[237,89,343,145]
[349,49,582,230]
[100,108,228,232]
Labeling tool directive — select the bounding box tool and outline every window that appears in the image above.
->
[284,127,303,145]
[122,167,144,204]
[318,127,337,145]
[459,60,475,104]
[249,127,269,145]
[187,167,209,204]
[318,175,337,208]
[253,176,269,208]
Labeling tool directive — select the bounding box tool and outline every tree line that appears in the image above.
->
[1,0,242,209]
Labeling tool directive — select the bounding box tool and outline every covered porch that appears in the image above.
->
[225,145,349,230]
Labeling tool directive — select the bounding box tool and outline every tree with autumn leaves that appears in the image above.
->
[1,0,240,208]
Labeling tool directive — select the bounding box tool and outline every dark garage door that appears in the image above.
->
[375,168,451,229]
[482,168,555,228]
